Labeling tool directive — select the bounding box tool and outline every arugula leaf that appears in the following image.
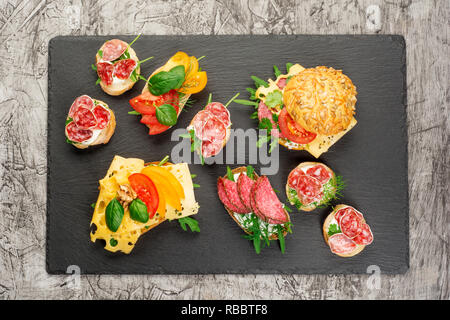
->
[277,225,286,254]
[98,50,103,58]
[157,155,169,166]
[258,118,273,131]
[226,166,235,181]
[246,87,257,100]
[250,111,258,119]
[251,75,269,88]
[256,135,270,148]
[178,217,200,232]
[273,65,281,78]
[65,117,73,126]
[128,110,141,115]
[179,132,191,138]
[95,78,101,85]
[91,64,97,71]
[328,223,341,236]
[225,92,240,107]
[191,174,197,178]
[286,62,293,73]
[148,65,185,96]
[193,183,200,188]
[246,165,254,179]
[233,99,259,106]
[155,104,177,126]
[66,137,74,145]
[265,90,283,109]
[91,203,96,209]
[207,93,212,105]
[269,136,279,153]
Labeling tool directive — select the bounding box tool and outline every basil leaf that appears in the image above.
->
[178,217,200,232]
[148,65,185,96]
[105,198,124,232]
[156,104,178,126]
[129,198,149,223]
[265,90,283,109]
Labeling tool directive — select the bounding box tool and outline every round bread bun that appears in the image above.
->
[285,162,336,212]
[69,100,116,149]
[283,66,357,136]
[95,43,140,96]
[322,204,366,257]
[221,167,289,240]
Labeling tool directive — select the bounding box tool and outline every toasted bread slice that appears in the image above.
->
[286,161,336,211]
[96,46,140,96]
[322,204,366,257]
[222,167,290,240]
[70,100,116,149]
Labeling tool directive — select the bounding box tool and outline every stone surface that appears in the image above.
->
[0,0,448,299]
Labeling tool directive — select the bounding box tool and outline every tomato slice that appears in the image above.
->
[179,71,207,95]
[185,56,199,79]
[128,173,159,219]
[166,51,190,73]
[278,108,317,144]
[129,91,163,115]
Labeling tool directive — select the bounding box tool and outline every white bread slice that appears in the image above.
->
[285,161,336,212]
[68,99,116,149]
[322,204,366,257]
[96,45,140,96]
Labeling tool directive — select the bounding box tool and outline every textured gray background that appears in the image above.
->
[0,0,448,299]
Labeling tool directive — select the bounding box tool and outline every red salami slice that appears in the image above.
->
[237,173,255,212]
[204,102,231,127]
[113,59,137,80]
[339,209,363,239]
[192,110,213,141]
[92,105,110,129]
[289,172,323,205]
[201,139,223,158]
[277,78,287,89]
[253,176,288,224]
[249,180,265,220]
[66,121,93,143]
[221,178,248,214]
[73,107,97,129]
[68,95,94,118]
[217,178,240,213]
[328,233,357,255]
[201,116,227,142]
[258,101,282,138]
[97,62,114,86]
[335,206,363,223]
[101,39,127,62]
[352,223,373,245]
[306,164,332,184]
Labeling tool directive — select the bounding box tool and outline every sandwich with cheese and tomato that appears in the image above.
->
[235,64,357,158]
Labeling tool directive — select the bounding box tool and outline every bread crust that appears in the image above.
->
[322,204,366,257]
[95,45,140,96]
[285,162,336,212]
[70,99,116,149]
[221,167,290,240]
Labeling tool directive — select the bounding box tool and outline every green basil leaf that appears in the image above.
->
[265,90,283,109]
[156,104,178,126]
[178,217,200,232]
[129,198,149,223]
[148,65,185,96]
[105,198,124,232]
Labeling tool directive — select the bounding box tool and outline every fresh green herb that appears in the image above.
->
[226,166,234,181]
[246,165,254,179]
[95,78,101,85]
[155,104,178,126]
[246,87,257,100]
[98,50,103,58]
[272,113,279,123]
[207,93,212,105]
[328,223,341,236]
[197,55,205,61]
[286,75,293,84]
[265,90,283,109]
[105,198,124,232]
[288,188,304,210]
[269,136,279,153]
[193,183,200,188]
[179,132,191,139]
[191,174,197,178]
[178,216,200,232]
[251,75,269,88]
[286,62,293,73]
[65,117,73,126]
[109,238,118,247]
[128,110,141,115]
[66,137,74,145]
[91,203,96,209]
[277,225,286,254]
[233,99,259,106]
[129,56,154,82]
[284,205,292,213]
[157,155,170,166]
[126,34,141,52]
[273,65,282,78]
[148,65,185,96]
[316,175,345,208]
[256,135,270,148]
[91,64,97,71]
[259,117,273,131]
[225,92,240,107]
[250,111,258,119]
[129,198,149,223]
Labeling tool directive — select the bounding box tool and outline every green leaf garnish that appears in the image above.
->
[224,92,240,107]
[91,64,97,71]
[128,110,141,115]
[193,183,200,188]
[265,90,283,109]
[95,78,101,85]
[234,99,258,106]
[105,198,124,232]
[178,216,200,232]
[155,104,178,126]
[207,93,212,105]
[98,50,103,58]
[226,166,234,181]
[273,65,281,78]
[258,117,273,131]
[129,198,149,223]
[148,65,185,96]
[110,238,118,247]
[157,155,169,166]
[286,62,293,73]
[91,203,96,209]
[246,165,254,179]
[251,75,269,88]
[277,225,285,254]
[328,223,341,236]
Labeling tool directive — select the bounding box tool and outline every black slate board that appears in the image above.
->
[47,35,408,274]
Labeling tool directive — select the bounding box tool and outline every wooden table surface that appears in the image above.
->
[0,0,448,300]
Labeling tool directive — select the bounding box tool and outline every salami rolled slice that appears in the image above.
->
[97,62,114,86]
[258,101,281,138]
[113,58,137,80]
[217,178,240,213]
[339,209,363,239]
[205,102,231,127]
[289,171,323,205]
[237,173,254,212]
[101,39,127,62]
[253,176,288,224]
[277,78,287,89]
[66,121,93,143]
[306,164,332,184]
[68,95,94,118]
[73,107,97,129]
[93,105,110,129]
[201,139,223,158]
[328,233,357,255]
[352,223,373,245]
[221,177,248,214]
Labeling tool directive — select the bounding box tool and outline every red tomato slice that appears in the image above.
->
[129,91,163,115]
[278,108,317,144]
[128,173,159,218]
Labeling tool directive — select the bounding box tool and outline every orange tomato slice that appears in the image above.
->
[142,166,185,199]
[141,167,182,211]
[185,56,199,79]
[166,51,190,73]
[179,71,207,95]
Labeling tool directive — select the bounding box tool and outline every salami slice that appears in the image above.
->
[237,173,254,212]
[217,178,240,213]
[339,209,363,239]
[328,233,357,255]
[277,78,287,89]
[352,223,373,245]
[68,95,94,118]
[290,173,323,205]
[192,110,213,141]
[97,62,114,86]
[73,107,97,129]
[113,59,137,80]
[204,102,231,127]
[201,139,223,158]
[221,177,248,214]
[101,39,127,62]
[249,180,265,220]
[258,101,281,138]
[306,164,332,184]
[93,105,110,129]
[253,176,288,224]
[200,116,227,142]
[66,121,93,143]
[335,206,363,223]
